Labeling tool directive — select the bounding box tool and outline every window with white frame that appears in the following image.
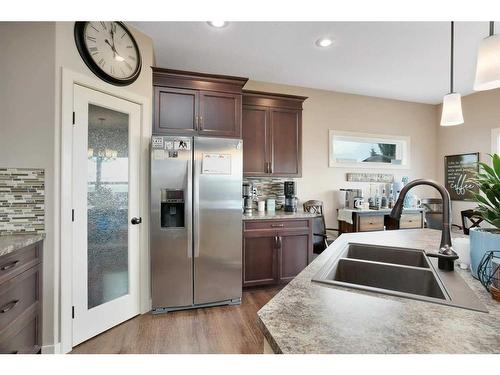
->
[329,130,410,169]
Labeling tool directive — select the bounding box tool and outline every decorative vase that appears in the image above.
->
[469,228,500,278]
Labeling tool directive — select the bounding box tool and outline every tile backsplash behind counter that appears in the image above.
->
[244,177,295,209]
[0,168,45,235]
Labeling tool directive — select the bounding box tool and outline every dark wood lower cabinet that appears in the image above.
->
[279,234,309,283]
[0,240,43,354]
[243,219,312,288]
[243,234,277,287]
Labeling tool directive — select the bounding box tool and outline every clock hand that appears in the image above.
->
[105,39,125,62]
[110,23,116,47]
[105,39,114,49]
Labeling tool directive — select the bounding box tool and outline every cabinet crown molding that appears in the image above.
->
[243,90,307,110]
[153,67,248,93]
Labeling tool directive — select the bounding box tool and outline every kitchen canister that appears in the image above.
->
[257,200,266,212]
[266,198,276,212]
[453,237,471,270]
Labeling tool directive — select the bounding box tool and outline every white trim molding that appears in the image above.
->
[41,342,62,354]
[59,68,151,353]
[491,128,500,155]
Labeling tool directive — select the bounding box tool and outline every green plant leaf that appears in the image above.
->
[487,192,500,209]
[492,218,500,229]
[474,193,493,209]
[473,154,500,226]
[493,154,500,179]
[479,162,499,181]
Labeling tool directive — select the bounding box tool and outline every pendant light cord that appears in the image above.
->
[490,21,494,37]
[450,21,454,94]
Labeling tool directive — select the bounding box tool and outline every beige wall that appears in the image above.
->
[0,21,57,348]
[244,81,439,228]
[437,88,500,224]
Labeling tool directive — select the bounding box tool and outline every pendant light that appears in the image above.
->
[441,21,464,126]
[474,21,500,91]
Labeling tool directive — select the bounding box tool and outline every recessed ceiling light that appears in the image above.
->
[207,21,228,28]
[315,37,334,48]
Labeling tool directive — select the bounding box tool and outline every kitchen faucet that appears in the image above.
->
[390,179,458,271]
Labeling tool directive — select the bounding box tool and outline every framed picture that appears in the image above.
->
[444,153,480,201]
[329,131,410,169]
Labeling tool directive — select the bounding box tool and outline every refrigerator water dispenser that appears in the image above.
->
[160,189,185,228]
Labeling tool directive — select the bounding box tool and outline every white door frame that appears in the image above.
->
[492,128,500,155]
[60,68,151,353]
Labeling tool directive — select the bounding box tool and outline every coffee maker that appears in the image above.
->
[242,182,254,213]
[340,188,364,209]
[284,181,298,212]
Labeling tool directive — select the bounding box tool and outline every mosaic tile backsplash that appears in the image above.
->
[0,168,45,235]
[243,177,295,209]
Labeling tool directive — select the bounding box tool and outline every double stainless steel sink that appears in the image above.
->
[312,243,488,312]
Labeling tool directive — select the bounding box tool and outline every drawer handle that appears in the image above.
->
[1,300,19,313]
[0,260,19,271]
[10,350,18,354]
[270,224,284,228]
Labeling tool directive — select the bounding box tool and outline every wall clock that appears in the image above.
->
[74,22,142,86]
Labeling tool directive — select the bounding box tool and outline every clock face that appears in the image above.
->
[74,22,142,86]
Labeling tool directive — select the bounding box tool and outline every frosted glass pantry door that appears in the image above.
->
[72,85,141,346]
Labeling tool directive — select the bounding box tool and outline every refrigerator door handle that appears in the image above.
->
[186,158,193,258]
[193,146,200,258]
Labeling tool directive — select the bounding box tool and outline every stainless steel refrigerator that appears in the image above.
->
[150,135,242,313]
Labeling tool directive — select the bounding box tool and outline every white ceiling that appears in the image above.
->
[130,21,497,104]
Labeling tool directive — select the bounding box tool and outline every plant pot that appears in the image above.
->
[469,228,500,278]
[491,285,500,302]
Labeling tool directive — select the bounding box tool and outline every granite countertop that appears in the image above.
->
[257,229,500,354]
[0,234,45,257]
[243,210,319,221]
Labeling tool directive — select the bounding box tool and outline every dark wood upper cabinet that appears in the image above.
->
[199,91,242,137]
[155,87,198,134]
[153,68,248,138]
[242,90,306,177]
[270,108,301,176]
[242,105,269,176]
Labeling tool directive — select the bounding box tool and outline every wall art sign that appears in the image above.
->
[444,153,479,201]
[346,173,394,183]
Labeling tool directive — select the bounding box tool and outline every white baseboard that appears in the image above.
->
[41,342,62,354]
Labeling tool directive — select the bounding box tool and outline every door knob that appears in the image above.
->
[131,217,142,225]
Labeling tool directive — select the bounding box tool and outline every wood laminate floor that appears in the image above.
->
[71,286,281,354]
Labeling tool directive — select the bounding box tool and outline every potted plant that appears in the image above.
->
[470,153,500,278]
